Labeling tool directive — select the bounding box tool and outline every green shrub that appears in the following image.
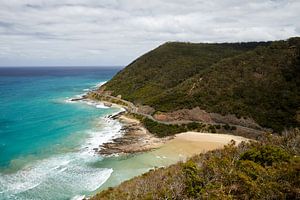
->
[182,161,203,197]
[240,145,291,166]
[186,122,205,131]
[237,160,266,180]
[186,122,200,130]
[208,125,217,133]
[223,124,231,130]
[142,118,186,137]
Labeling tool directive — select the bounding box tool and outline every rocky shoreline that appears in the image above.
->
[82,92,262,156]
[97,111,171,156]
[70,93,168,156]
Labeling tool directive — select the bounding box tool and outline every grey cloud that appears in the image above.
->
[0,0,299,66]
[25,4,43,9]
[0,21,14,28]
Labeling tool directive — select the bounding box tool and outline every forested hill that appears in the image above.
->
[102,37,300,132]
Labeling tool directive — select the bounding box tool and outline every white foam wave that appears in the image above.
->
[96,104,108,109]
[82,100,110,109]
[83,118,123,153]
[64,98,76,104]
[64,81,107,106]
[64,97,116,111]
[93,101,113,109]
[80,99,126,113]
[0,80,124,199]
[93,81,107,89]
[0,116,123,199]
[71,195,85,200]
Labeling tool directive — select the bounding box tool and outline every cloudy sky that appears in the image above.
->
[0,0,299,66]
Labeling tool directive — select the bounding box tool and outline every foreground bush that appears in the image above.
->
[92,128,300,200]
[240,145,291,166]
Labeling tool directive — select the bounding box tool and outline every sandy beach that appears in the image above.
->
[93,109,251,192]
[87,92,255,158]
[99,111,250,159]
[154,132,249,159]
[96,131,250,192]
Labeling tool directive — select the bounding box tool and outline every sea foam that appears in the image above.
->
[0,67,122,200]
[0,113,122,200]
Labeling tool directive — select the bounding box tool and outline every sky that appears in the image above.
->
[0,0,299,67]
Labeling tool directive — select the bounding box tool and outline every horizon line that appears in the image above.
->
[0,65,124,68]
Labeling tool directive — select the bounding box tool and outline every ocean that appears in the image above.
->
[0,67,125,199]
[0,67,180,200]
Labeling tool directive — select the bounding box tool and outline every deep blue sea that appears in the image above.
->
[0,67,123,199]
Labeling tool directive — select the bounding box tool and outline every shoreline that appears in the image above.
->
[91,101,251,157]
[71,95,170,155]
[78,93,252,199]
[78,93,252,157]
[98,112,171,155]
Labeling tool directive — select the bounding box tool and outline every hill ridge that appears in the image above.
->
[101,37,300,132]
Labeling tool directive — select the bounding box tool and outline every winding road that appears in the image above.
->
[91,92,265,136]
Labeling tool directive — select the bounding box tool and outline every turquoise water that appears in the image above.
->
[0,67,182,200]
[0,67,123,199]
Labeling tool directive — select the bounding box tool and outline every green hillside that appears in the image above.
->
[102,38,300,132]
[105,41,269,103]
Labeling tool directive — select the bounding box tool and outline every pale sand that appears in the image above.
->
[100,112,250,157]
[174,132,248,144]
[150,132,250,160]
[97,131,250,191]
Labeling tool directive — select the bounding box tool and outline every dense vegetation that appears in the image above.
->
[105,41,270,102]
[92,129,300,200]
[131,113,237,138]
[103,38,300,132]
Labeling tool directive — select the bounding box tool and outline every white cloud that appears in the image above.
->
[0,0,299,66]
